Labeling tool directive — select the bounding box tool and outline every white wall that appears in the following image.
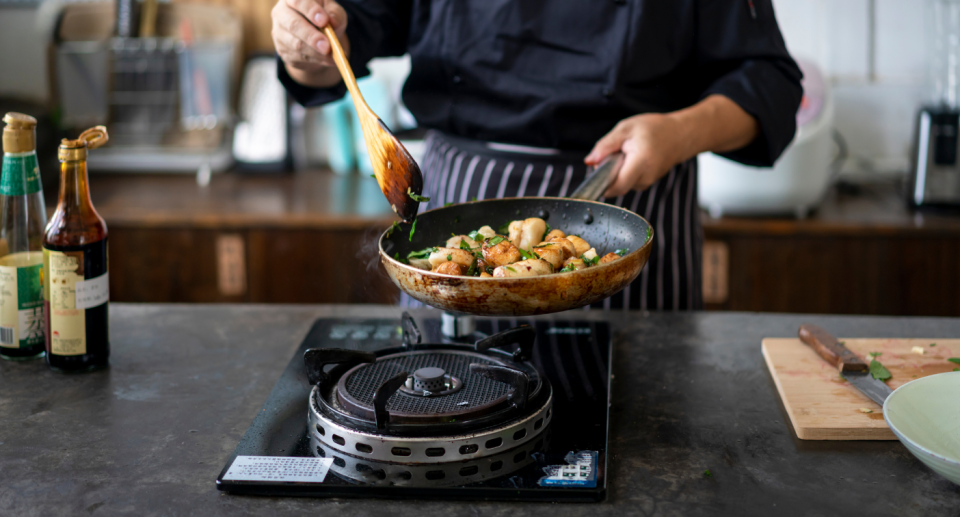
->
[772,0,928,175]
[0,7,49,102]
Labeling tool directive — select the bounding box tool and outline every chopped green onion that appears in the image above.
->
[506,266,517,273]
[581,254,600,266]
[446,254,452,261]
[614,248,629,255]
[487,236,505,246]
[518,249,537,260]
[468,230,485,243]
[409,219,418,241]
[369,174,376,179]
[407,188,431,202]
[444,202,454,207]
[407,247,438,259]
[948,358,960,365]
[459,239,472,251]
[385,220,401,238]
[646,226,653,241]
[559,263,575,273]
[497,222,512,235]
[471,196,478,202]
[542,223,551,241]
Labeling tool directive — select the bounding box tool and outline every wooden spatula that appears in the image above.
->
[323,26,424,222]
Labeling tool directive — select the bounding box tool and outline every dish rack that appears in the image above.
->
[54,2,240,172]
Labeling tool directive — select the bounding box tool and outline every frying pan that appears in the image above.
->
[378,153,653,316]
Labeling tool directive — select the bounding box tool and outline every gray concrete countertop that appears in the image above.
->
[1,304,959,516]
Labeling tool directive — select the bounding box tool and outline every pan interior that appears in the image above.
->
[382,197,650,261]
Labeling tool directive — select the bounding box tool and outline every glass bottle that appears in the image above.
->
[43,126,110,372]
[0,113,47,360]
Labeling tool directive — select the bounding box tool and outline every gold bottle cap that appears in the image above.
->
[59,126,109,162]
[2,112,38,154]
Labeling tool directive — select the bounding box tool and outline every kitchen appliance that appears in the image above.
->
[884,372,960,487]
[698,59,835,219]
[217,313,613,501]
[910,0,960,209]
[762,335,959,440]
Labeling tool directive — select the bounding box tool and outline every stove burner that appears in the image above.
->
[398,367,463,397]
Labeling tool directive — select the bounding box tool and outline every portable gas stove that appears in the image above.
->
[216,312,612,502]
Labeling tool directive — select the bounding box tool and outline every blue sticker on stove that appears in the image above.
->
[537,451,598,488]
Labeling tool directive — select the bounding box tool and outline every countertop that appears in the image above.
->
[1,304,959,516]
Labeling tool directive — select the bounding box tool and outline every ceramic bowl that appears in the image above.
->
[883,371,960,486]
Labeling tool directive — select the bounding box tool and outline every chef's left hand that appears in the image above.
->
[584,113,686,198]
[584,94,760,198]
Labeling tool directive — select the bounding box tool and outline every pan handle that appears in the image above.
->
[569,152,624,201]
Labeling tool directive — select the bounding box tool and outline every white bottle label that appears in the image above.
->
[76,272,109,310]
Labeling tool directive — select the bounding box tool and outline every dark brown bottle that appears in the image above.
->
[43,127,110,372]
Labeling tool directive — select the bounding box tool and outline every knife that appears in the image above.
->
[798,324,893,406]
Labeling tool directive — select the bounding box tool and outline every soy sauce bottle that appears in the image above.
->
[0,113,47,360]
[43,126,110,372]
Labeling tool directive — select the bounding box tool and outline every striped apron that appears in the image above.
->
[401,131,703,311]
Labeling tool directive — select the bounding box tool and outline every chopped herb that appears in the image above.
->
[487,236,505,246]
[559,263,576,273]
[485,266,495,274]
[930,343,937,347]
[409,219,418,241]
[446,254,452,261]
[407,187,431,202]
[955,368,959,372]
[466,259,478,277]
[506,266,517,273]
[869,359,891,381]
[703,470,712,478]
[542,223,551,241]
[498,222,512,235]
[614,248,629,255]
[468,230,486,243]
[394,252,400,260]
[646,226,653,241]
[369,174,376,179]
[869,352,882,358]
[445,202,454,207]
[858,408,873,414]
[407,247,438,259]
[459,239,472,251]
[532,243,551,248]
[385,220,402,238]
[949,358,960,365]
[471,196,478,202]
[581,254,600,266]
[518,249,537,260]
[451,232,457,237]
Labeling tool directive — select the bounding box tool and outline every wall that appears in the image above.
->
[772,0,928,176]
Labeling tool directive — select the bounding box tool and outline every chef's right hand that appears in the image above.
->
[272,0,348,87]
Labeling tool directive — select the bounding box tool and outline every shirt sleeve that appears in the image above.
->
[696,0,803,167]
[278,0,413,107]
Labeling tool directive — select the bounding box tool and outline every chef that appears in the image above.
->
[273,0,802,310]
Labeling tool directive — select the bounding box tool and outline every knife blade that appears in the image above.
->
[798,324,893,406]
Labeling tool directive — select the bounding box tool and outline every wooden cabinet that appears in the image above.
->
[701,182,960,316]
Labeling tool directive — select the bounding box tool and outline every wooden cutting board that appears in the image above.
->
[762,337,960,440]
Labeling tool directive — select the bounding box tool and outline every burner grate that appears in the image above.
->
[343,352,511,415]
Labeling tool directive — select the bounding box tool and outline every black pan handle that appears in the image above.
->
[401,311,421,347]
[470,364,530,411]
[569,152,624,201]
[303,348,376,386]
[474,326,535,362]
[373,371,409,431]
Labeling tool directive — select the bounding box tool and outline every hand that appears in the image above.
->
[584,113,687,198]
[584,95,760,198]
[272,0,348,87]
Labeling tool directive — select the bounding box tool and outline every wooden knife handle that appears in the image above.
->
[798,324,869,372]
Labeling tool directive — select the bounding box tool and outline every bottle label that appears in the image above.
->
[0,263,44,349]
[1,152,42,196]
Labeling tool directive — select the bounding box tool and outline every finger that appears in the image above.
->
[603,152,645,198]
[585,123,628,165]
[277,2,328,54]
[287,0,329,28]
[323,0,348,32]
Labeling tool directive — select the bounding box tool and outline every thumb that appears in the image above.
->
[585,125,627,165]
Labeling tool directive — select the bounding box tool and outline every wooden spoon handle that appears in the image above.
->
[323,26,369,113]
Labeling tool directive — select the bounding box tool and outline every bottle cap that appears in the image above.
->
[2,112,38,154]
[59,126,109,161]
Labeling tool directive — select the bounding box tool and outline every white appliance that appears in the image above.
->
[698,60,835,219]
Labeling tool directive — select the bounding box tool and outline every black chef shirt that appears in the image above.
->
[279,0,803,167]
